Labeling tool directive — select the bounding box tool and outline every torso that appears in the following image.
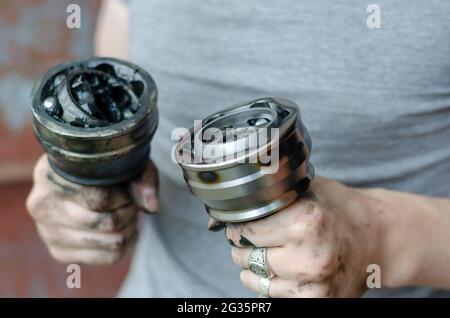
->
[119,0,450,297]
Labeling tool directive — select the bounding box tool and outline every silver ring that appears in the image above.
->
[259,276,271,298]
[248,247,270,278]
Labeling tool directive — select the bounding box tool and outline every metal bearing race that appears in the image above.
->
[31,57,158,186]
[175,97,314,223]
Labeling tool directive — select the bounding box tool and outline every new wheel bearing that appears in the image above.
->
[31,57,158,186]
[175,97,314,223]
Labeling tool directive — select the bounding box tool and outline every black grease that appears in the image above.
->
[46,171,77,195]
[337,255,345,273]
[209,221,226,232]
[295,177,311,195]
[43,62,142,128]
[298,188,317,201]
[45,101,63,119]
[198,171,219,183]
[225,230,236,247]
[239,235,255,247]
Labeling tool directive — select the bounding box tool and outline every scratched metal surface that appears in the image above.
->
[0,1,130,297]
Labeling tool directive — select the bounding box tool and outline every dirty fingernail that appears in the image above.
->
[207,217,226,232]
[239,235,254,247]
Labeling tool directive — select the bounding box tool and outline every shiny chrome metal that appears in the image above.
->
[248,247,271,278]
[31,57,158,186]
[175,97,314,223]
[259,276,271,298]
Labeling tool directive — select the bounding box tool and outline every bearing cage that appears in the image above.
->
[31,57,158,186]
[175,97,314,223]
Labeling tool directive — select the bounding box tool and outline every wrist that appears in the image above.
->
[317,178,449,289]
[358,187,415,288]
[359,187,449,288]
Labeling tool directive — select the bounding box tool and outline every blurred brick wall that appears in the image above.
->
[0,0,100,183]
[0,183,131,297]
[0,0,131,297]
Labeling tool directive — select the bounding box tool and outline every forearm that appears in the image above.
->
[365,187,450,289]
[94,0,129,58]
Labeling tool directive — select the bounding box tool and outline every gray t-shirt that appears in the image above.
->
[119,0,450,297]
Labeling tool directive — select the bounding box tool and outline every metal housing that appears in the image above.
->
[31,57,158,186]
[175,97,314,222]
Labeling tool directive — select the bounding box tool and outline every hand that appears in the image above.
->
[226,176,388,297]
[26,154,159,265]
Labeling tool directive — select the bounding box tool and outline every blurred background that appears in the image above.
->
[0,0,130,297]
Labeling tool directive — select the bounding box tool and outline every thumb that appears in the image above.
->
[207,216,226,232]
[129,160,159,213]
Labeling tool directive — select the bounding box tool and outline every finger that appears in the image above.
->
[78,184,131,211]
[47,233,137,265]
[231,247,251,268]
[226,199,326,248]
[232,245,326,281]
[32,200,139,232]
[207,216,226,232]
[240,270,332,298]
[129,160,159,213]
[232,247,277,277]
[35,155,131,212]
[36,218,137,251]
[239,270,296,298]
[225,218,287,248]
[46,169,131,211]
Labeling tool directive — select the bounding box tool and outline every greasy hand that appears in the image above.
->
[226,176,386,297]
[26,154,159,265]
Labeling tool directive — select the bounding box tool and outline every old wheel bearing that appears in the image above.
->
[31,57,158,186]
[175,97,314,223]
